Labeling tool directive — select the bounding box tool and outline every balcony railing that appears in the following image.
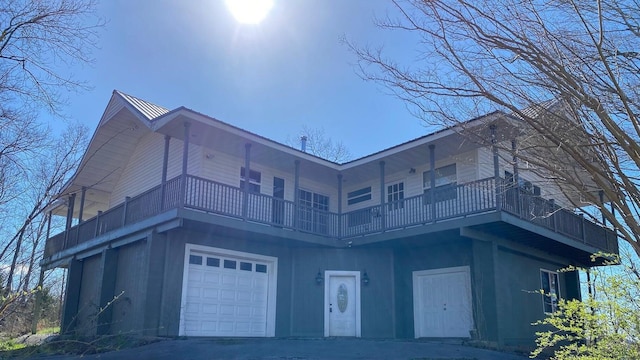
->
[44,175,617,259]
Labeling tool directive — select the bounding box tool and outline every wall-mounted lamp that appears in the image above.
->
[315,270,324,285]
[362,270,370,286]
[409,168,416,174]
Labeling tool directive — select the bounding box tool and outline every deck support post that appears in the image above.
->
[429,145,436,222]
[180,122,191,208]
[243,143,251,220]
[294,160,300,229]
[379,161,386,231]
[490,125,501,211]
[161,135,170,210]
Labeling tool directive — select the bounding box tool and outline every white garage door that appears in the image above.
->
[413,266,473,338]
[179,245,277,337]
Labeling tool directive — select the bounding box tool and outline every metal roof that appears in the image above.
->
[115,90,169,120]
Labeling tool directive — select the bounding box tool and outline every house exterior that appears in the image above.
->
[42,91,618,347]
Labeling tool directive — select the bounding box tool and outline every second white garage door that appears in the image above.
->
[179,244,278,337]
[413,266,474,338]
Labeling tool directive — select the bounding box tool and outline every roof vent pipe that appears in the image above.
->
[300,136,307,152]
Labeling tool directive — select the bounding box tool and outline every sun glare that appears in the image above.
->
[225,0,274,24]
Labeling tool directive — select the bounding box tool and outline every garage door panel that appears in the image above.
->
[181,246,276,337]
[413,266,473,338]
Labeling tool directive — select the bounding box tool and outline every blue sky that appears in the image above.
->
[62,0,430,160]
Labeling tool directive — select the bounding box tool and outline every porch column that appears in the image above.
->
[511,139,519,185]
[293,160,300,229]
[78,187,87,223]
[64,193,76,248]
[161,135,170,209]
[379,161,386,231]
[599,190,605,225]
[429,145,436,222]
[243,143,251,220]
[180,122,191,207]
[511,139,520,213]
[337,174,343,238]
[490,125,502,211]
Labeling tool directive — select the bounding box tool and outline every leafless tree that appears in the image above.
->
[287,125,352,163]
[0,0,100,331]
[350,0,640,257]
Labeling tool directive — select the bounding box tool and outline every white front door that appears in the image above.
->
[324,271,361,337]
[413,266,473,338]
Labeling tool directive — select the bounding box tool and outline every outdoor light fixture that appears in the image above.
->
[362,270,370,285]
[409,168,416,174]
[315,270,323,285]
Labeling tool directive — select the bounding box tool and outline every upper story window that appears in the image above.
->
[387,181,404,210]
[240,167,261,193]
[505,171,541,196]
[347,186,372,205]
[299,190,329,211]
[540,269,560,313]
[423,164,457,203]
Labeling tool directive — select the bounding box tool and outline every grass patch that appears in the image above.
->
[0,339,26,352]
[0,335,163,359]
[36,326,59,335]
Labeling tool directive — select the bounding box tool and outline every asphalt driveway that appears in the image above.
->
[32,338,530,360]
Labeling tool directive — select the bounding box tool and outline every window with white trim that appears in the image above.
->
[423,164,457,204]
[540,269,560,313]
[240,167,261,193]
[387,181,404,210]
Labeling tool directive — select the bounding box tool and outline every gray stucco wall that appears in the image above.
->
[111,241,147,334]
[495,246,579,347]
[393,237,473,339]
[76,255,101,336]
[288,247,395,338]
[158,228,294,337]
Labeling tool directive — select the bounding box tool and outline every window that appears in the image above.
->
[423,164,457,203]
[387,182,404,210]
[298,189,330,233]
[541,269,560,313]
[189,255,203,265]
[206,257,220,267]
[505,171,541,196]
[224,259,237,269]
[347,186,372,205]
[240,167,261,193]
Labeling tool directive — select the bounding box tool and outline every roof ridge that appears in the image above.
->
[114,90,170,121]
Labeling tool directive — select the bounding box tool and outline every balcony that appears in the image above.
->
[44,175,618,260]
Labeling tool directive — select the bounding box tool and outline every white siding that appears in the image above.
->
[110,133,202,207]
[109,132,164,206]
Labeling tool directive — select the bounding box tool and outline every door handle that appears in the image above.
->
[330,303,333,313]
